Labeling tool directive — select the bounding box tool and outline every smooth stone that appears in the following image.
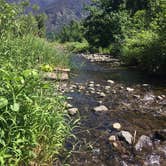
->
[89,83,94,87]
[113,142,118,148]
[120,131,133,144]
[113,123,122,130]
[107,80,115,84]
[100,92,106,97]
[142,84,149,87]
[67,97,73,100]
[135,135,153,151]
[67,103,73,108]
[98,101,103,104]
[105,86,110,90]
[126,87,134,92]
[68,108,78,115]
[157,96,163,100]
[93,105,108,112]
[109,135,116,142]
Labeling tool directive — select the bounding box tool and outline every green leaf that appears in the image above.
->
[0,97,8,109]
[10,103,20,112]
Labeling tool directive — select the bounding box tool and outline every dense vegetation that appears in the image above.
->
[0,0,71,165]
[57,0,166,75]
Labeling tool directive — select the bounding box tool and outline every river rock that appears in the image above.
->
[109,135,116,142]
[119,131,133,144]
[157,96,163,100]
[68,108,78,115]
[89,83,94,87]
[67,96,73,100]
[143,93,155,102]
[93,105,108,112]
[99,92,106,97]
[144,154,160,166]
[135,135,153,151]
[113,123,122,130]
[67,103,73,108]
[107,80,115,84]
[126,87,134,92]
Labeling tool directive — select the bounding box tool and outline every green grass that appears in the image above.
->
[0,34,72,165]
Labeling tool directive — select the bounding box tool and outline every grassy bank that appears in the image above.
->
[0,34,72,165]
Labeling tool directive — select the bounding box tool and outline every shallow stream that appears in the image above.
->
[64,55,166,166]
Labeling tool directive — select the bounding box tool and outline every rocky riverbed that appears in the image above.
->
[57,54,166,166]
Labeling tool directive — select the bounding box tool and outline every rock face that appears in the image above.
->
[135,135,153,151]
[93,105,108,112]
[119,131,133,144]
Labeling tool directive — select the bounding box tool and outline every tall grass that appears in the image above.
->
[0,34,72,165]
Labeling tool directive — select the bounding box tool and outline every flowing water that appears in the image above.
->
[63,55,166,166]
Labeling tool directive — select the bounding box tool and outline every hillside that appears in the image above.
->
[8,0,90,32]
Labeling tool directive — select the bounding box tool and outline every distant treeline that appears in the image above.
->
[52,0,166,75]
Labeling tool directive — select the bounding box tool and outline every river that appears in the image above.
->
[62,54,166,166]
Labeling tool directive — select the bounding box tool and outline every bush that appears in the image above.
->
[65,40,89,53]
[121,30,158,65]
[121,30,166,75]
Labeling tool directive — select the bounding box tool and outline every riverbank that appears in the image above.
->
[59,54,166,165]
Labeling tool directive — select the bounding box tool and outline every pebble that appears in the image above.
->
[67,103,73,108]
[100,92,106,97]
[109,135,116,142]
[120,131,133,144]
[107,80,115,84]
[67,96,73,100]
[68,108,78,115]
[113,142,118,148]
[126,87,134,92]
[113,123,122,130]
[93,105,108,112]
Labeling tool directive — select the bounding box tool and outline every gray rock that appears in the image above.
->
[135,135,153,151]
[93,105,108,112]
[144,154,160,166]
[120,131,133,144]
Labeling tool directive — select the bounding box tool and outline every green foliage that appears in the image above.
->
[121,30,158,65]
[0,1,72,165]
[0,0,46,38]
[0,34,71,165]
[84,0,166,75]
[65,40,89,53]
[58,20,85,43]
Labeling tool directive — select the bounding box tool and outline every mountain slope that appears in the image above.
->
[8,0,90,32]
[44,0,90,32]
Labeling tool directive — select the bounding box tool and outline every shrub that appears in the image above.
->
[121,30,158,65]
